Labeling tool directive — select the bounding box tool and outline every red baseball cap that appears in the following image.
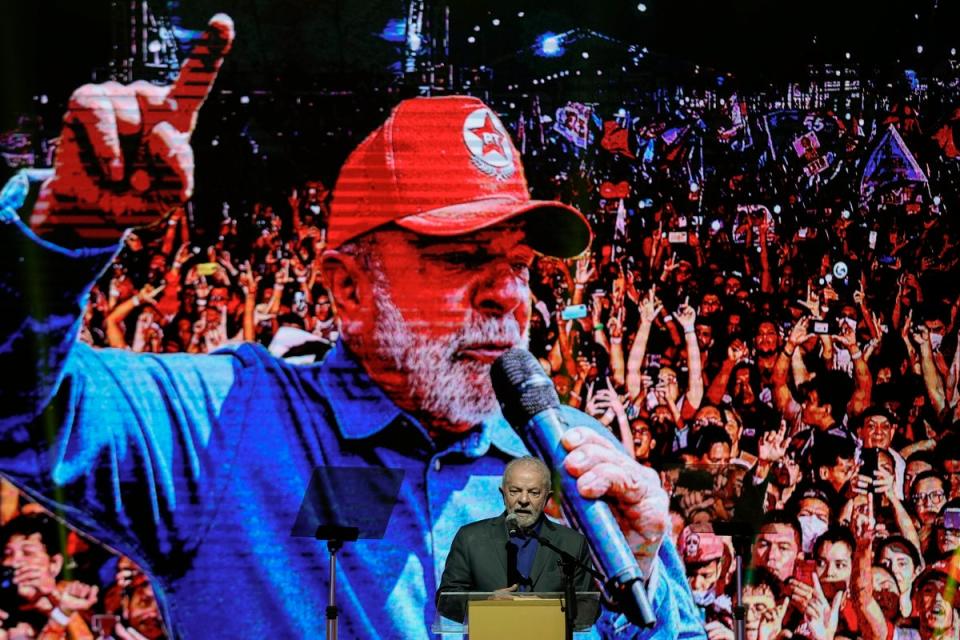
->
[327,96,591,258]
[678,527,726,565]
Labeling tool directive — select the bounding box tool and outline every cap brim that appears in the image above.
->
[394,197,592,259]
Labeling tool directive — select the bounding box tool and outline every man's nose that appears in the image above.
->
[472,261,527,316]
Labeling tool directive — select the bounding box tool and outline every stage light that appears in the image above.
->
[492,18,500,26]
[637,3,647,11]
[773,204,782,215]
[467,36,476,44]
[408,33,422,52]
[845,52,851,60]
[917,45,924,54]
[596,69,603,75]
[858,118,865,126]
[689,182,699,193]
[845,112,851,120]
[240,95,250,104]
[934,195,942,205]
[582,51,590,59]
[537,33,564,57]
[509,102,516,109]
[39,94,48,105]
[532,79,539,85]
[148,40,162,53]
[952,48,957,56]
[517,11,525,17]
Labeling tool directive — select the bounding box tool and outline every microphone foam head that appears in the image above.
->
[505,513,520,537]
[490,348,561,428]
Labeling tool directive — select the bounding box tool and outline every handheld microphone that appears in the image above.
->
[491,348,656,628]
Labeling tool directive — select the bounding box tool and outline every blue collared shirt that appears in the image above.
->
[507,516,543,591]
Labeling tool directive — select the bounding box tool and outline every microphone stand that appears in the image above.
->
[315,525,360,640]
[712,521,754,640]
[513,528,605,640]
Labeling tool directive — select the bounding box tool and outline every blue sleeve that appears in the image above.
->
[0,211,246,566]
[0,209,120,425]
[596,539,706,640]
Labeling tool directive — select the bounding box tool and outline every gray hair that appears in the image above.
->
[502,456,552,490]
[335,233,382,274]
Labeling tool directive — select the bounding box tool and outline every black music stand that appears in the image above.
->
[291,466,404,640]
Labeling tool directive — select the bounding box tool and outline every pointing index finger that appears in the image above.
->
[169,14,235,125]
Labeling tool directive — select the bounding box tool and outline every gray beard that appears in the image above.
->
[368,275,529,428]
[510,508,541,530]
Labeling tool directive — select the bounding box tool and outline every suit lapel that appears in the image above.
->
[530,519,557,589]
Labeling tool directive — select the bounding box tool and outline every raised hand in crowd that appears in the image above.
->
[56,580,99,617]
[755,422,788,481]
[792,573,844,640]
[638,286,662,326]
[572,256,594,305]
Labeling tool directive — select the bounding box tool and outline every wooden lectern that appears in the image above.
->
[467,598,565,640]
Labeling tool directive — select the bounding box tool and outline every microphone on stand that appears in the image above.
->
[505,513,523,538]
[491,348,657,628]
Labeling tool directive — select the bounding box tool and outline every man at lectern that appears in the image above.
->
[436,456,600,626]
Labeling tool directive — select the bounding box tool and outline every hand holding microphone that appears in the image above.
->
[559,427,670,583]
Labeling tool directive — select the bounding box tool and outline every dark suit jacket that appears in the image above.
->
[436,512,600,626]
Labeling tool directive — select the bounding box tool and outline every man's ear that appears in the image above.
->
[320,250,368,315]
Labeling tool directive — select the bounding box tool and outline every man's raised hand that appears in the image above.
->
[33,14,235,238]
